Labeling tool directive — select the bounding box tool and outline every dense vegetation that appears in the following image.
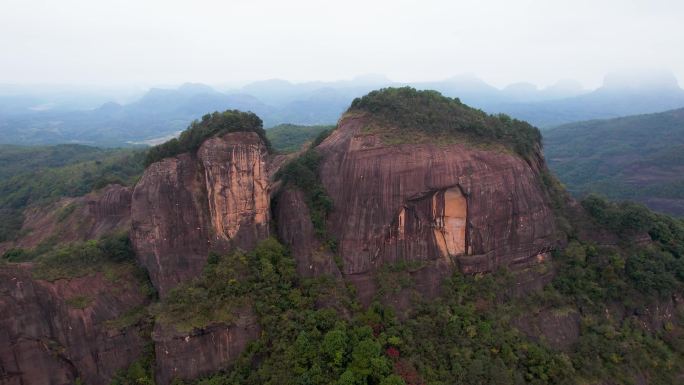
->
[0,145,145,242]
[1,232,151,282]
[136,199,684,385]
[348,87,542,158]
[266,124,334,153]
[110,194,684,385]
[146,239,572,385]
[544,107,684,216]
[0,144,121,179]
[145,110,270,166]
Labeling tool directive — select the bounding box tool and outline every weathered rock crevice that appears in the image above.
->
[131,131,272,298]
[0,266,149,385]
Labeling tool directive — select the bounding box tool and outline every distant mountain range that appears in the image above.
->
[1,70,684,146]
[544,106,684,216]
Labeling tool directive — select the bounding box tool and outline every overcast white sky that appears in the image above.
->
[1,0,683,88]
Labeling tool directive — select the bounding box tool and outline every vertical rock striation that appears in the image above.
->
[0,266,148,385]
[315,115,557,274]
[131,132,271,298]
[130,131,273,384]
[197,132,270,251]
[130,154,210,298]
[273,114,559,302]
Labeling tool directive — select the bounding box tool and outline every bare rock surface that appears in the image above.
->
[131,132,271,297]
[284,115,559,301]
[0,265,148,385]
[275,187,341,278]
[152,308,260,385]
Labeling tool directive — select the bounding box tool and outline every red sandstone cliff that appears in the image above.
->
[130,131,271,298]
[0,265,148,385]
[128,131,274,384]
[152,307,259,384]
[276,114,559,303]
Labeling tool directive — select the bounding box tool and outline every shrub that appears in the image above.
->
[145,110,271,166]
[31,233,137,281]
[276,144,335,246]
[348,87,542,158]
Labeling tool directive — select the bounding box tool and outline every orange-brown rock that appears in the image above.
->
[131,131,271,297]
[275,114,559,302]
[0,264,148,385]
[197,132,270,250]
[317,115,557,273]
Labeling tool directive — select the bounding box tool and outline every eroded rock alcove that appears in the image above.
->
[432,187,467,257]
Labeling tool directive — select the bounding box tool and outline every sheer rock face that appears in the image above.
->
[130,154,210,298]
[152,308,260,385]
[0,265,148,385]
[275,187,341,278]
[0,184,132,254]
[314,115,557,278]
[131,132,271,298]
[197,132,270,251]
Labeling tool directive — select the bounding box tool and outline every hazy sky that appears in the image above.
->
[1,0,683,88]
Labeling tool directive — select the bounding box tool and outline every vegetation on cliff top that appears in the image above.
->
[266,123,334,153]
[0,146,145,243]
[276,129,337,249]
[348,87,542,158]
[145,110,271,166]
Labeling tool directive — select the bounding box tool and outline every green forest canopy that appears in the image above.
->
[266,124,334,153]
[348,87,542,158]
[0,146,145,243]
[145,110,271,166]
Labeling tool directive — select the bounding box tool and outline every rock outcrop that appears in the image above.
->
[278,114,558,302]
[320,115,556,272]
[126,130,276,384]
[131,132,271,297]
[0,184,132,254]
[152,307,260,384]
[0,265,148,385]
[275,187,341,278]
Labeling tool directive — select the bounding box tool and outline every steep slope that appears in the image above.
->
[131,112,273,297]
[128,111,281,383]
[318,115,556,272]
[545,107,684,216]
[0,184,133,255]
[0,238,152,385]
[276,88,559,304]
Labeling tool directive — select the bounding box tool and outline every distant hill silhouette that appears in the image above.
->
[1,70,684,146]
